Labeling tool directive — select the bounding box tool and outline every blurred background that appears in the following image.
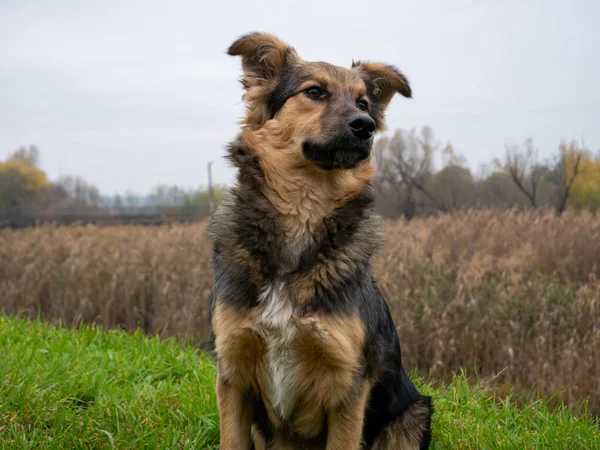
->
[1,0,600,416]
[1,0,598,223]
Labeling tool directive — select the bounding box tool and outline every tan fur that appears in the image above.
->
[241,118,376,241]
[254,382,370,450]
[216,375,254,450]
[370,399,432,450]
[290,315,365,411]
[326,381,370,450]
[251,424,266,450]
[212,304,265,391]
[213,300,366,447]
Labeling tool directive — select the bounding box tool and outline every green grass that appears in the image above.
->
[0,316,218,449]
[0,316,598,449]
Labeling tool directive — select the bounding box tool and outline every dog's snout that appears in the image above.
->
[348,114,375,140]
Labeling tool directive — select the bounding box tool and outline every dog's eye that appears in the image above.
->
[305,86,325,100]
[357,99,369,112]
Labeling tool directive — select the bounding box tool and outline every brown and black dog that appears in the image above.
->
[208,32,433,449]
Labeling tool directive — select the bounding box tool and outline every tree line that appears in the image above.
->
[0,145,227,221]
[1,129,599,222]
[373,127,599,219]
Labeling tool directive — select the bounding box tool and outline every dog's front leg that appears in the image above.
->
[326,382,369,450]
[217,374,254,450]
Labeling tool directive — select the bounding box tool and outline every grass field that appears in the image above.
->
[1,316,598,449]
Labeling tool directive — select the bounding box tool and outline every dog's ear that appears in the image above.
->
[228,32,299,129]
[352,61,411,130]
[352,61,411,103]
[228,32,297,88]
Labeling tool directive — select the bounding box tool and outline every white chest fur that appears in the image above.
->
[258,281,300,420]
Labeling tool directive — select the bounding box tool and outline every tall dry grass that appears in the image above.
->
[0,224,213,342]
[1,209,599,413]
[374,209,600,413]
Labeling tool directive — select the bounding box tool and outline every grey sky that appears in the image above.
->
[1,0,598,195]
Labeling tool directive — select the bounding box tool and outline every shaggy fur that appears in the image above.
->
[208,31,433,449]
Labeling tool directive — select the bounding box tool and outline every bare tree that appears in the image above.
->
[394,127,448,213]
[549,140,584,215]
[475,171,529,208]
[501,138,543,208]
[52,175,102,214]
[500,138,585,214]
[374,127,456,218]
[374,131,421,218]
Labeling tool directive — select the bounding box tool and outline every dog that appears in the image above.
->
[208,32,433,449]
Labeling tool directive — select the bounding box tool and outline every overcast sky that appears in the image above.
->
[1,0,598,195]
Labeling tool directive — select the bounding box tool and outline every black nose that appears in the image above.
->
[348,114,375,140]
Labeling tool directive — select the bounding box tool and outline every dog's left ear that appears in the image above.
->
[228,32,298,88]
[352,61,411,130]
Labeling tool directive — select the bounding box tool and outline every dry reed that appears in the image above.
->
[1,209,598,413]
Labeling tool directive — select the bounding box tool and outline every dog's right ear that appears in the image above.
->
[227,32,297,88]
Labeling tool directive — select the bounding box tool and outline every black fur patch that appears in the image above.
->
[302,138,371,170]
[268,57,312,119]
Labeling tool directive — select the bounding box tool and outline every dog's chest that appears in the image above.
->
[257,281,302,420]
[214,280,365,435]
[255,281,363,424]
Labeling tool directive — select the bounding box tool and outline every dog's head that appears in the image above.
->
[228,32,410,173]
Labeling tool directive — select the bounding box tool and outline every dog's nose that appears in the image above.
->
[348,114,376,140]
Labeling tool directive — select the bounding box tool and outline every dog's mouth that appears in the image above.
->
[302,140,371,171]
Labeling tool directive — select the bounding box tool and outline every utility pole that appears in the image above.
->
[208,161,215,215]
